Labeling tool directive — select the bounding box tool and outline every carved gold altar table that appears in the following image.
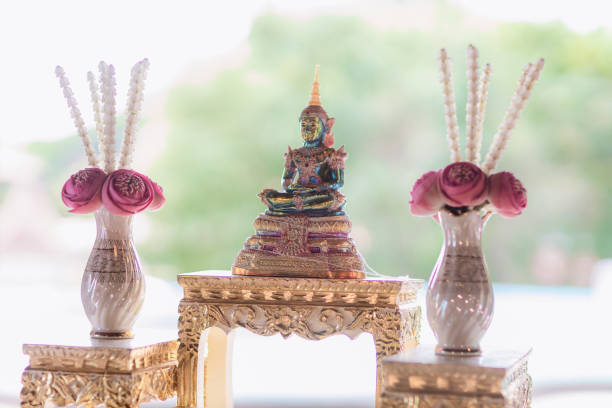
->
[381,345,532,407]
[176,270,423,408]
[20,336,178,408]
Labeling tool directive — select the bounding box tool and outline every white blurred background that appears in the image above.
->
[1,1,612,407]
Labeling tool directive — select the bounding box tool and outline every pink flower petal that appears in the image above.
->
[439,162,488,207]
[149,180,166,211]
[101,169,155,215]
[489,171,527,217]
[61,168,107,214]
[409,170,443,217]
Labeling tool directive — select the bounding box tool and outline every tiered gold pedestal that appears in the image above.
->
[233,214,365,279]
[381,345,533,408]
[20,336,178,408]
[176,270,423,408]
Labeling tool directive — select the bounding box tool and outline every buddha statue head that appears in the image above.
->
[299,65,335,146]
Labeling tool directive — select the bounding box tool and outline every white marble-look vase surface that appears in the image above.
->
[81,207,145,339]
[426,210,494,355]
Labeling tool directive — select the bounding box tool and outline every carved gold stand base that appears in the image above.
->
[381,345,533,408]
[177,270,423,408]
[232,214,365,279]
[20,337,178,408]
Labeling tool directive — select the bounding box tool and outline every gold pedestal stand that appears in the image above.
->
[381,345,533,408]
[232,214,366,279]
[176,270,423,408]
[20,337,178,408]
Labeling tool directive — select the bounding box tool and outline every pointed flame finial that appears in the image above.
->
[308,64,322,107]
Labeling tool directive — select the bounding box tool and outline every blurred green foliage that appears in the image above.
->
[36,7,612,283]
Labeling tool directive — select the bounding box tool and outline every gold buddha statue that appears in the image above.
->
[260,66,346,217]
[232,66,365,279]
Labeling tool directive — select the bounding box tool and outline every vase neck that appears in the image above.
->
[438,210,483,249]
[94,207,134,241]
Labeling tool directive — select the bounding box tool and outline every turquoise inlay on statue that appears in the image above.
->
[260,66,347,217]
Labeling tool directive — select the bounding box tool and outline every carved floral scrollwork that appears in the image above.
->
[204,304,360,341]
[178,303,208,357]
[230,305,257,326]
[133,367,177,404]
[176,280,421,408]
[198,302,419,354]
[267,306,300,337]
[20,371,50,408]
[20,366,176,408]
[318,308,345,334]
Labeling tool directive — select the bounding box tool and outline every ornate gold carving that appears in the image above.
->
[253,214,352,234]
[381,391,511,408]
[176,271,424,408]
[201,302,420,343]
[179,272,420,307]
[368,308,422,362]
[276,215,309,256]
[178,303,208,357]
[21,366,176,408]
[234,214,365,279]
[246,236,356,251]
[23,341,178,374]
[233,249,365,278]
[381,386,532,408]
[21,340,177,408]
[382,347,533,407]
[385,357,529,395]
[177,303,208,408]
[380,393,419,408]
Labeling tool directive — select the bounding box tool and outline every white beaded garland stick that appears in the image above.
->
[474,63,492,165]
[87,71,105,166]
[438,48,461,162]
[464,44,480,164]
[56,60,151,174]
[99,62,118,174]
[435,46,544,173]
[482,58,545,174]
[119,58,150,169]
[55,66,98,167]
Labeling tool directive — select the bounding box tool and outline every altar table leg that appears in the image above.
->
[372,306,421,408]
[201,327,234,408]
[177,302,208,408]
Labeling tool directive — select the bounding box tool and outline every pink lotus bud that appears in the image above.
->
[61,168,106,214]
[410,171,444,216]
[101,169,154,215]
[149,180,166,211]
[489,171,527,217]
[439,161,488,207]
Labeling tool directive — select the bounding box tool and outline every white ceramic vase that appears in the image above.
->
[426,210,494,355]
[82,207,145,339]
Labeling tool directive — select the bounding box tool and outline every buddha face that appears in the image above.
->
[300,114,324,142]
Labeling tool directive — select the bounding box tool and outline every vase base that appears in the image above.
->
[90,330,133,339]
[435,346,481,356]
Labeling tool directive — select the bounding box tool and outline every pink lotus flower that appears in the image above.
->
[149,180,166,211]
[439,161,488,207]
[410,171,444,216]
[489,171,527,217]
[101,169,155,215]
[61,168,107,214]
